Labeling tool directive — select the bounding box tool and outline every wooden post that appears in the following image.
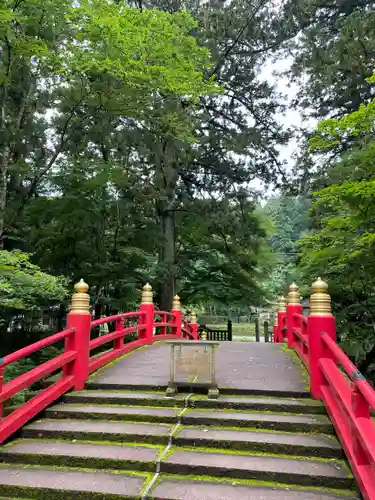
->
[255,317,260,342]
[273,308,278,342]
[287,283,303,349]
[139,283,154,344]
[277,296,287,343]
[114,317,124,352]
[65,279,91,391]
[190,311,199,340]
[308,278,336,399]
[172,295,182,338]
[264,320,269,342]
[227,319,233,341]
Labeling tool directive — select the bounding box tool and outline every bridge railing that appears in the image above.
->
[274,279,375,500]
[0,280,198,445]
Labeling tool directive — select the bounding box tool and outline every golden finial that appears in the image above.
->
[172,294,181,310]
[309,277,331,316]
[201,330,207,340]
[191,311,197,324]
[71,279,90,313]
[288,282,301,305]
[278,295,287,312]
[141,283,153,304]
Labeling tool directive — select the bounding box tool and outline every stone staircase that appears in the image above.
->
[0,388,358,499]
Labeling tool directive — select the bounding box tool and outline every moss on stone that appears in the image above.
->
[150,472,356,495]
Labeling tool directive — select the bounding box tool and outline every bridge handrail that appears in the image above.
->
[274,280,375,500]
[322,333,375,410]
[1,328,74,368]
[0,281,199,445]
[91,311,144,327]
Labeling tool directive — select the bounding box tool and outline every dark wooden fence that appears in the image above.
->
[199,320,232,341]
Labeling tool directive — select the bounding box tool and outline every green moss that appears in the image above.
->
[5,438,164,452]
[163,444,351,468]
[150,472,356,495]
[0,461,150,477]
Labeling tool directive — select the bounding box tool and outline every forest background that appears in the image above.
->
[2,0,375,384]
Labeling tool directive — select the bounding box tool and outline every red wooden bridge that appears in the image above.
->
[0,279,374,499]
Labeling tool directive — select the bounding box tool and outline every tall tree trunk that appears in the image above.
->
[159,208,176,312]
[0,158,7,250]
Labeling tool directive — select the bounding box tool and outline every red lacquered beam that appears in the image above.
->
[0,351,76,404]
[154,311,176,318]
[89,326,139,350]
[2,329,74,368]
[91,311,144,328]
[293,313,307,325]
[0,375,75,444]
[320,358,375,463]
[322,334,357,377]
[292,327,308,347]
[153,322,175,328]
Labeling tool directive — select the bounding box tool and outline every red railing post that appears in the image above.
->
[287,283,303,349]
[172,294,182,337]
[308,278,336,399]
[190,311,199,340]
[277,295,287,343]
[273,308,278,342]
[139,283,154,344]
[113,317,124,352]
[0,359,4,420]
[65,279,91,391]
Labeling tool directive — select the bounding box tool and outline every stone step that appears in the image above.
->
[160,449,354,489]
[63,390,324,414]
[45,403,181,423]
[174,426,343,459]
[0,439,159,472]
[148,477,357,500]
[51,401,333,434]
[181,409,333,433]
[22,418,173,444]
[0,464,147,499]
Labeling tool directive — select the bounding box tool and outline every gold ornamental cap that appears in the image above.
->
[172,294,181,310]
[288,282,301,305]
[278,295,287,312]
[141,283,153,304]
[191,311,197,324]
[310,277,331,316]
[71,279,90,313]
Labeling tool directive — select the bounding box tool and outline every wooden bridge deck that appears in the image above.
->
[88,341,310,396]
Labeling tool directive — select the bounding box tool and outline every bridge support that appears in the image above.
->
[139,283,155,344]
[287,283,303,349]
[172,295,182,337]
[308,278,336,399]
[65,280,91,391]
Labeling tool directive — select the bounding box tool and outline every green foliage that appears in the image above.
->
[0,250,68,310]
[298,74,375,376]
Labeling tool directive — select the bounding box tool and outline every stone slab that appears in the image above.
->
[182,409,333,433]
[175,427,342,458]
[46,404,179,422]
[88,342,309,397]
[63,390,185,406]
[149,478,357,500]
[0,465,146,497]
[1,439,159,464]
[190,395,324,414]
[161,449,353,488]
[22,419,172,443]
